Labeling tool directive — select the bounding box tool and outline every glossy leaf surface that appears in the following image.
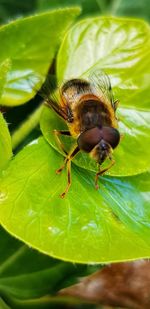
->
[57,17,150,110]
[0,137,150,263]
[0,7,80,106]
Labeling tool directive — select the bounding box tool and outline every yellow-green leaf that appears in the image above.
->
[0,7,81,106]
[0,137,150,263]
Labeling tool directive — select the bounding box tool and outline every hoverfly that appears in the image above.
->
[40,70,120,198]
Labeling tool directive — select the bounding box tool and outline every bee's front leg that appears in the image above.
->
[53,130,71,156]
[56,158,67,175]
[53,130,71,175]
[95,159,115,190]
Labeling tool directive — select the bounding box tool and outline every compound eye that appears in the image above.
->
[101,127,120,149]
[77,127,102,153]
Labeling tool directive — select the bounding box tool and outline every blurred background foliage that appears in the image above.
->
[0,0,150,24]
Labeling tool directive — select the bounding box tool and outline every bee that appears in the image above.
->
[41,70,120,198]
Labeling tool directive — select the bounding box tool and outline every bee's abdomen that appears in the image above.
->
[79,100,112,131]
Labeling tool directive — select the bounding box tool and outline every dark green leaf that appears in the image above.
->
[112,0,150,22]
[0,137,150,263]
[0,227,85,302]
[37,0,101,16]
[0,0,37,24]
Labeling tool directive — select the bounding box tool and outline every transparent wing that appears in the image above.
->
[88,69,114,105]
[38,74,59,104]
[27,74,69,121]
[26,73,58,102]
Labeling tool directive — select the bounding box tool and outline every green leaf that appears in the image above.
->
[0,226,85,303]
[40,106,150,176]
[57,16,150,110]
[0,7,81,106]
[0,137,150,263]
[0,113,12,170]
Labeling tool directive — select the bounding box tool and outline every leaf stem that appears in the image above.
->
[11,104,44,150]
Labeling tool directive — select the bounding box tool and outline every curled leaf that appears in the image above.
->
[59,260,150,309]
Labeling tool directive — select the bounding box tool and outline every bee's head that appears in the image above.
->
[89,139,112,164]
[77,126,120,164]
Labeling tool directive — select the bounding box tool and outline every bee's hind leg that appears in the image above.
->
[95,159,115,190]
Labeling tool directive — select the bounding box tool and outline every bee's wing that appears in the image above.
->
[88,70,114,106]
[26,74,58,102]
[27,74,69,121]
[39,74,59,103]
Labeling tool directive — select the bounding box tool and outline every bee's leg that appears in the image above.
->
[53,130,71,156]
[57,145,80,198]
[56,142,78,174]
[60,159,71,199]
[95,159,115,190]
[56,144,79,174]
